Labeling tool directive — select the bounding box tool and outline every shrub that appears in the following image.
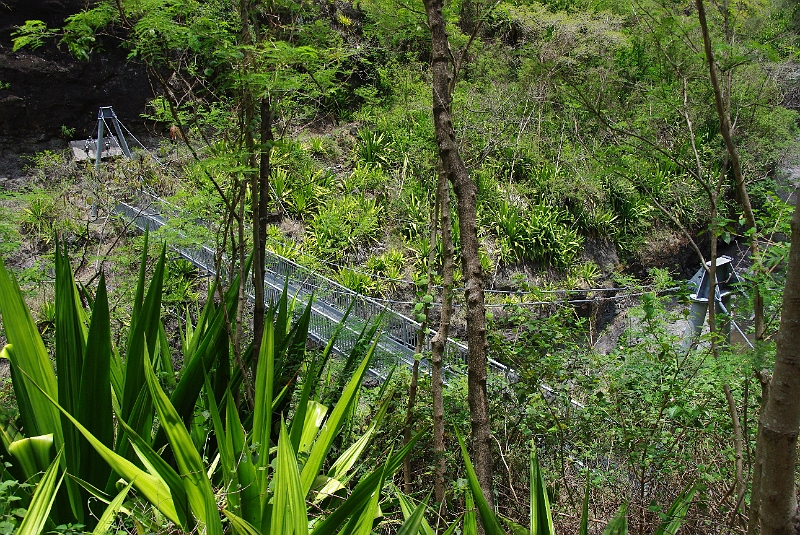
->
[335,266,375,294]
[355,127,391,169]
[396,190,429,241]
[490,199,583,268]
[366,248,406,293]
[340,162,388,194]
[20,192,57,244]
[309,196,382,259]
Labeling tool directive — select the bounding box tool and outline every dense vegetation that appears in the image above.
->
[2,0,800,531]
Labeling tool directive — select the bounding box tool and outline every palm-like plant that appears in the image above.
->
[0,231,423,534]
[0,229,244,529]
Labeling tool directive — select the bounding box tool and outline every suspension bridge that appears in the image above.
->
[73,105,516,380]
[89,106,694,395]
[113,189,516,381]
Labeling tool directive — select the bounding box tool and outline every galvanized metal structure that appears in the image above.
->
[682,255,749,347]
[114,189,516,380]
[70,107,132,162]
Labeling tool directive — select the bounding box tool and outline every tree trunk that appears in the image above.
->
[747,369,772,535]
[404,178,441,494]
[237,0,256,409]
[402,353,421,494]
[252,97,272,368]
[422,0,494,509]
[755,201,800,535]
[724,382,746,518]
[695,0,764,340]
[431,169,454,506]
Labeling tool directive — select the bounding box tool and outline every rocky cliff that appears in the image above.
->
[0,0,152,178]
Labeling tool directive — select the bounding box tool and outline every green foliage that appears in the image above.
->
[163,258,200,305]
[396,190,430,241]
[309,196,382,260]
[341,163,389,194]
[529,444,555,535]
[16,452,63,535]
[568,261,601,288]
[490,199,583,268]
[20,193,57,246]
[365,249,405,294]
[361,0,429,53]
[7,0,799,529]
[268,144,334,218]
[601,504,628,535]
[0,201,22,258]
[304,135,337,158]
[336,267,376,294]
[1,224,431,532]
[11,20,56,51]
[0,228,250,529]
[61,3,116,61]
[355,128,392,169]
[289,178,329,219]
[0,478,29,535]
[60,125,76,139]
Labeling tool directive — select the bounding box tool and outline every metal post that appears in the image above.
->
[92,110,104,218]
[683,299,708,349]
[109,109,132,159]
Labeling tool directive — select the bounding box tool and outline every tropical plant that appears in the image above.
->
[305,135,331,157]
[397,190,429,241]
[289,175,330,219]
[340,163,388,195]
[1,227,430,533]
[0,230,241,530]
[271,167,294,213]
[309,197,382,260]
[336,267,376,294]
[490,199,583,268]
[492,200,528,263]
[366,249,406,294]
[355,128,391,169]
[20,193,57,246]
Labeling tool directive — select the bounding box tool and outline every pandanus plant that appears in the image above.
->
[0,232,425,534]
[0,230,244,531]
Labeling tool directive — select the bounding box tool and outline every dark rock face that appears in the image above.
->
[0,0,153,177]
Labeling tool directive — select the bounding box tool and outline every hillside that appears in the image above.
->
[1,0,799,532]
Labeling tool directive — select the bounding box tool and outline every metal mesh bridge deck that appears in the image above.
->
[114,191,514,380]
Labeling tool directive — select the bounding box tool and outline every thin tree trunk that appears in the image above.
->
[252,98,272,367]
[236,0,256,409]
[747,369,772,535]
[235,183,254,409]
[724,383,746,519]
[422,0,495,509]
[695,0,764,340]
[755,201,800,535]
[403,186,439,493]
[402,344,422,494]
[431,169,454,506]
[247,99,263,372]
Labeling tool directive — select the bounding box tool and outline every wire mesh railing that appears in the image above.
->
[114,189,515,380]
